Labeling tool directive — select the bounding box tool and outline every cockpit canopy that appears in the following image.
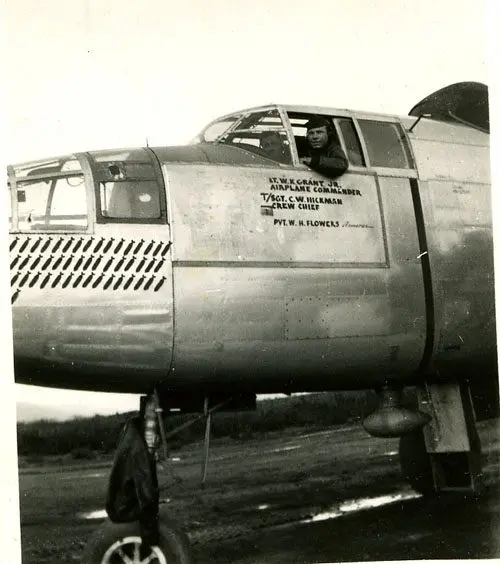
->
[192,104,414,170]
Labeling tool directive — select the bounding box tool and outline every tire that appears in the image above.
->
[399,430,435,496]
[82,518,193,564]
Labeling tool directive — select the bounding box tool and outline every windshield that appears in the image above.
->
[195,108,292,165]
[192,115,242,144]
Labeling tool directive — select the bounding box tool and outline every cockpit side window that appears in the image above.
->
[100,180,161,219]
[92,154,166,224]
[358,119,414,169]
[286,112,370,169]
[336,118,366,167]
[286,112,343,159]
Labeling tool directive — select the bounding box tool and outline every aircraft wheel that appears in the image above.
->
[82,519,192,564]
[399,430,435,496]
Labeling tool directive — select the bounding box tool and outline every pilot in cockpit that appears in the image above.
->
[300,116,348,179]
[260,130,290,164]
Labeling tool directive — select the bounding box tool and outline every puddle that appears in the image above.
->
[80,509,108,520]
[306,510,343,522]
[339,492,419,512]
[300,491,421,524]
[80,491,421,525]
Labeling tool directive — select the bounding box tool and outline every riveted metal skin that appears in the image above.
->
[7,102,496,402]
[10,230,174,392]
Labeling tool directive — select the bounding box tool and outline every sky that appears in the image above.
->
[1,0,498,556]
[3,0,495,163]
[1,0,497,416]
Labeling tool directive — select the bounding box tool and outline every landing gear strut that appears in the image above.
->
[83,391,193,564]
[83,391,248,563]
[399,381,483,496]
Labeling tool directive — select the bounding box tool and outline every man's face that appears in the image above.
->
[306,126,329,149]
[261,135,283,158]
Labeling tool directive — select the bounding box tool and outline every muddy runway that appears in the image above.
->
[198,484,500,563]
[19,420,499,563]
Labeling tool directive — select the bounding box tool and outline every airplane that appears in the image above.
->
[7,81,497,563]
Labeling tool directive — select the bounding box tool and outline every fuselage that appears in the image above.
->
[7,102,496,397]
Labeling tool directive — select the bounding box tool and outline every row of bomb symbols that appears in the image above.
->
[10,251,170,276]
[11,272,168,303]
[9,237,172,303]
[10,236,171,258]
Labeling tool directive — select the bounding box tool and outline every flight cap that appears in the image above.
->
[305,115,331,131]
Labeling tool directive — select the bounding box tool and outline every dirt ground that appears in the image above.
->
[17,420,500,563]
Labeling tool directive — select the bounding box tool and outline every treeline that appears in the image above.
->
[17,391,382,458]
